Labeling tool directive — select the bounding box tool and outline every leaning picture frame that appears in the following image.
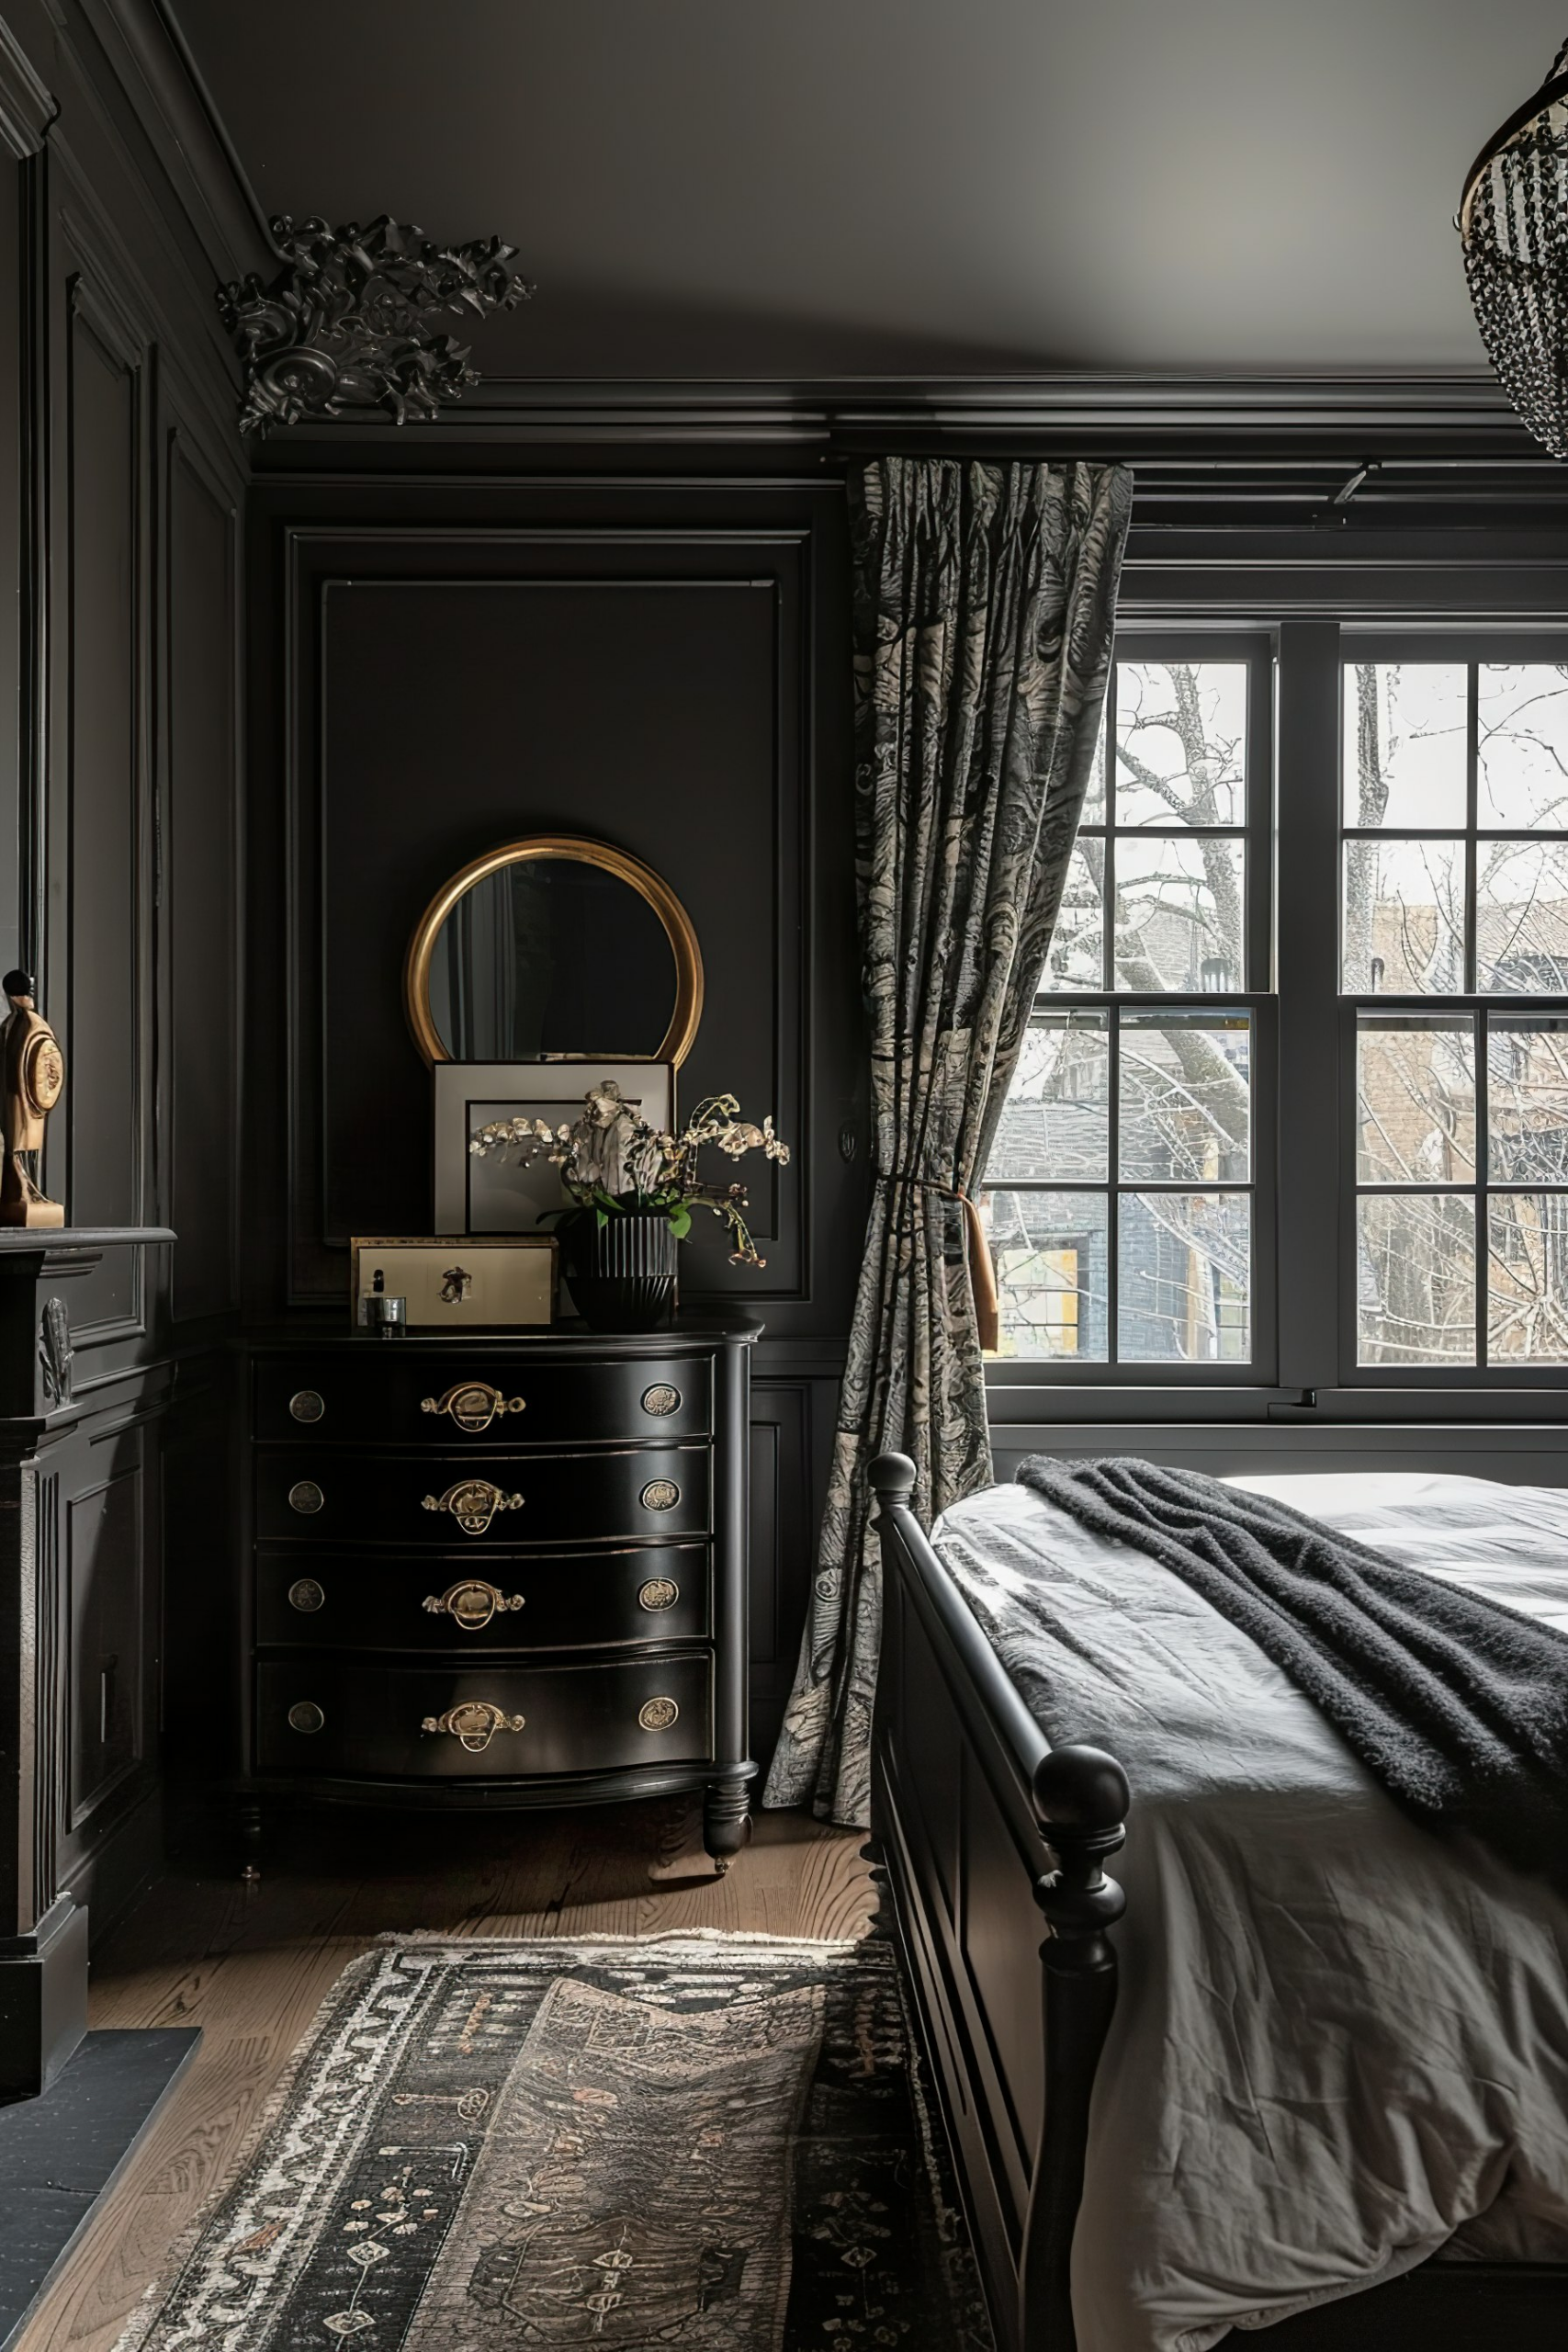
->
[432,1060,676,1236]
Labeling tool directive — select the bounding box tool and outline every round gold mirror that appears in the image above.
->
[404,834,704,1068]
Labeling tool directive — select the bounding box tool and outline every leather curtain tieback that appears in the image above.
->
[877,1170,1000,1355]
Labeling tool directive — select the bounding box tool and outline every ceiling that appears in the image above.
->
[171,0,1568,382]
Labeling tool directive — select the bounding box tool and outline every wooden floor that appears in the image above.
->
[19,1797,874,2352]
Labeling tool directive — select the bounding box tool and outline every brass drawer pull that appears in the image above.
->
[638,1696,680,1732]
[638,1578,679,1611]
[422,1382,526,1433]
[288,1577,326,1613]
[288,1389,325,1423]
[640,1479,681,1512]
[288,1701,324,1735]
[641,1384,681,1417]
[288,1479,324,1515]
[423,1579,525,1631]
[422,1481,524,1536]
[422,1701,526,1753]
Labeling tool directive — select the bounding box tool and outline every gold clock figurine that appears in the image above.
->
[1,970,64,1227]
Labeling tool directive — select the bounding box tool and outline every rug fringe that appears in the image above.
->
[370,1925,868,1951]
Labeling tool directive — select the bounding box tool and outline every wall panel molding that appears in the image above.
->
[163,418,242,1322]
[265,511,851,1325]
[0,16,53,160]
[52,200,153,1347]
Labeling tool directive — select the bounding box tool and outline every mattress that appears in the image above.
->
[931,1469,1568,2352]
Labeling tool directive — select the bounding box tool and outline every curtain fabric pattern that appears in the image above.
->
[763,456,1132,1827]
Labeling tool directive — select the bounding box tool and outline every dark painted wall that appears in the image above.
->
[0,0,248,1930]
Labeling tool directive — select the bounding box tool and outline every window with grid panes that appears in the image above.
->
[980,644,1271,1371]
[1347,658,1568,1371]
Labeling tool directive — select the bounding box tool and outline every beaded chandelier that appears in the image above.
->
[1460,39,1568,456]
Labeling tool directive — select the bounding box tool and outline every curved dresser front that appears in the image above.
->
[243,1320,758,1869]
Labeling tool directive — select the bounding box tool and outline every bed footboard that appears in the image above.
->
[868,1452,1129,2352]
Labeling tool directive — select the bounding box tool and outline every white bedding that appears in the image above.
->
[931,1470,1568,2352]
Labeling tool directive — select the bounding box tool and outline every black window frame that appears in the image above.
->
[986,611,1568,1417]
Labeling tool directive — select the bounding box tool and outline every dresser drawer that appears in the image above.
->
[254,1655,714,1778]
[254,1354,711,1447]
[254,1445,711,1545]
[255,1543,711,1653]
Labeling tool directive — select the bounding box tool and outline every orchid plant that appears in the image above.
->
[469,1080,790,1267]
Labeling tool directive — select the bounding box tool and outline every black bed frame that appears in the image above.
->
[867,1452,1568,2351]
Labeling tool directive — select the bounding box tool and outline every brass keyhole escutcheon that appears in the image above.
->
[423,1580,525,1632]
[638,1696,680,1732]
[639,1479,680,1512]
[640,1384,681,1417]
[421,1383,526,1433]
[637,1578,679,1611]
[288,1479,324,1515]
[288,1389,325,1423]
[288,1578,325,1613]
[421,1701,526,1754]
[288,1701,324,1735]
[421,1481,524,1536]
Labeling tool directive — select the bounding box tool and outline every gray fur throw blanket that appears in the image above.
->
[1016,1454,1568,1876]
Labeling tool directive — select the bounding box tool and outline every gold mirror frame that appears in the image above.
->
[403,833,705,1069]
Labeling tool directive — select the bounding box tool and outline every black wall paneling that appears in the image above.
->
[51,223,152,1342]
[245,481,866,1353]
[255,500,864,1336]
[162,418,242,1327]
[0,0,250,2042]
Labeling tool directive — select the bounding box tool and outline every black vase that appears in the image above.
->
[566,1210,678,1331]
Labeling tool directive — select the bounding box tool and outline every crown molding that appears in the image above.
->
[73,0,275,287]
[0,15,54,160]
[253,369,1547,462]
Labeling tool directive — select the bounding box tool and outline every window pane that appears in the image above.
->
[1119,1192,1250,1363]
[1043,841,1105,990]
[1355,1013,1475,1184]
[1341,837,1465,993]
[1356,1193,1476,1365]
[1342,662,1467,829]
[1488,1193,1568,1364]
[1082,709,1107,826]
[1488,1014,1568,1183]
[988,1010,1109,1181]
[1115,661,1246,828]
[986,1190,1109,1361]
[1120,1009,1250,1182]
[1477,840,1568,993]
[1114,838,1245,991]
[1477,665,1568,830]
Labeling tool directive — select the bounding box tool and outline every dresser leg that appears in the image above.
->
[236,1798,264,1883]
[702,1778,750,1873]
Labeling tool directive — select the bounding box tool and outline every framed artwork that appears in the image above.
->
[432,1061,676,1236]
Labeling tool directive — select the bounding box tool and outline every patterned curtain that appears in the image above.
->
[763,456,1132,1827]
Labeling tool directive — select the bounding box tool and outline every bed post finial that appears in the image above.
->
[870,1453,918,1512]
[1032,1742,1129,1970]
[1021,1744,1130,2347]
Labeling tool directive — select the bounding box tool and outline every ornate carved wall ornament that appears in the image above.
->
[38,1296,72,1409]
[218,214,532,435]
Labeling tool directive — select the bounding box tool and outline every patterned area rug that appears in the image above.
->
[114,1932,992,2351]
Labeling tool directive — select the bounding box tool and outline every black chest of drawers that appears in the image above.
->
[243,1319,759,1869]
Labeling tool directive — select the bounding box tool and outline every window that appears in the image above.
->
[982,644,1271,1372]
[982,625,1568,1398]
[1348,660,1568,1370]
